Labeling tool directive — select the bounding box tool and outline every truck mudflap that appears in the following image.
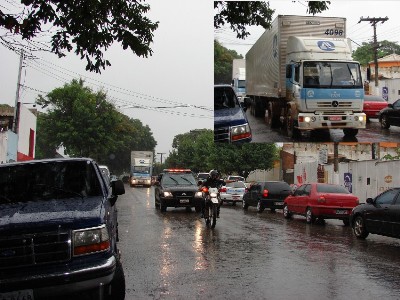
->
[296,112,366,130]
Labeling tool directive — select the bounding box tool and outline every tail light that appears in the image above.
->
[262,189,269,198]
[202,187,209,193]
[220,187,227,193]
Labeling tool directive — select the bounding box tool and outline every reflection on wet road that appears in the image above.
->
[118,186,400,299]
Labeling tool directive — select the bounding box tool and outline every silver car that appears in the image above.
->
[220,181,247,205]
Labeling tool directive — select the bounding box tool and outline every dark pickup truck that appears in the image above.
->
[0,158,126,300]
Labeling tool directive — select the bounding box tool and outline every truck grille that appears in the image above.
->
[0,231,71,269]
[214,127,230,143]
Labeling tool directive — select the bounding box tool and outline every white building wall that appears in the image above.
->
[17,104,37,160]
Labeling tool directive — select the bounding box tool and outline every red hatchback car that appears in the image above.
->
[283,183,359,225]
[363,95,388,122]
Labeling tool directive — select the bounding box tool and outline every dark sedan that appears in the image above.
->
[350,188,400,239]
[242,181,291,212]
[379,99,400,129]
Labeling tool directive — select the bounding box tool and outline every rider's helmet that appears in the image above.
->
[209,169,219,180]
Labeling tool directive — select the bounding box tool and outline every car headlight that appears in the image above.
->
[73,225,110,256]
[163,191,173,197]
[210,192,218,198]
[195,191,203,198]
[356,115,364,122]
[231,124,251,141]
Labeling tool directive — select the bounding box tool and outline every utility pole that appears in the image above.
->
[12,50,24,133]
[157,152,166,165]
[358,17,389,89]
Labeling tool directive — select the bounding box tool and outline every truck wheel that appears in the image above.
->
[343,128,358,137]
[255,98,265,118]
[286,108,300,139]
[160,200,167,212]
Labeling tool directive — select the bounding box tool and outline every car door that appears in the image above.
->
[387,189,400,237]
[365,189,397,235]
[388,99,400,126]
[290,184,307,213]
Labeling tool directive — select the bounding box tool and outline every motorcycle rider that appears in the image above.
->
[199,169,225,218]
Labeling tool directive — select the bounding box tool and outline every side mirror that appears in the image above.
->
[112,179,125,196]
[388,104,394,109]
[366,197,374,204]
[240,102,247,112]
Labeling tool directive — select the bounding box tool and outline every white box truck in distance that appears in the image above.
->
[246,15,366,138]
[130,151,153,187]
[232,58,246,102]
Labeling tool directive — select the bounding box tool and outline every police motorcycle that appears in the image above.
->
[200,185,221,228]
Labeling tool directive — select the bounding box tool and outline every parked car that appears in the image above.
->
[0,158,126,299]
[350,188,400,239]
[363,95,388,122]
[154,169,203,212]
[283,183,359,225]
[220,181,247,205]
[379,98,400,129]
[242,181,291,212]
[214,84,252,143]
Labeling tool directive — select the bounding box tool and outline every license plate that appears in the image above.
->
[180,199,189,203]
[0,290,34,300]
[232,196,240,199]
[329,116,342,121]
[274,202,283,205]
[211,198,219,204]
[336,209,348,215]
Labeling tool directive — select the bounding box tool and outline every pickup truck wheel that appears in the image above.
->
[105,260,125,300]
[343,128,358,137]
[381,115,390,129]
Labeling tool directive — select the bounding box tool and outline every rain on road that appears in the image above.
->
[117,186,400,300]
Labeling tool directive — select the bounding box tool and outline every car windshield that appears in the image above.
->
[214,86,239,110]
[316,184,350,194]
[162,173,196,186]
[0,160,103,203]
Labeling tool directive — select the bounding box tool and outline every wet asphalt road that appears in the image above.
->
[117,186,400,300]
[247,110,400,143]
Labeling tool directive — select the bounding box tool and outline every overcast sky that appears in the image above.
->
[0,0,213,162]
[215,1,400,57]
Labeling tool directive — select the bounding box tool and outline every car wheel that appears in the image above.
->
[343,218,350,226]
[160,200,167,212]
[353,215,369,239]
[306,207,315,224]
[283,204,292,219]
[232,201,236,206]
[105,260,125,300]
[185,207,192,212]
[195,206,201,213]
[242,199,249,210]
[154,196,159,209]
[256,201,264,213]
[270,208,276,213]
[381,115,390,129]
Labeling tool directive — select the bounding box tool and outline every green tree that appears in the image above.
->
[0,0,158,72]
[352,40,400,66]
[166,129,214,172]
[35,79,156,174]
[214,1,330,39]
[382,148,400,160]
[214,40,243,84]
[209,143,278,177]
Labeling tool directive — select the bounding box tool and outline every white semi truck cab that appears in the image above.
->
[285,37,365,136]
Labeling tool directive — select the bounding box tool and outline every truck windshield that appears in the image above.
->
[303,61,362,89]
[133,166,150,174]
